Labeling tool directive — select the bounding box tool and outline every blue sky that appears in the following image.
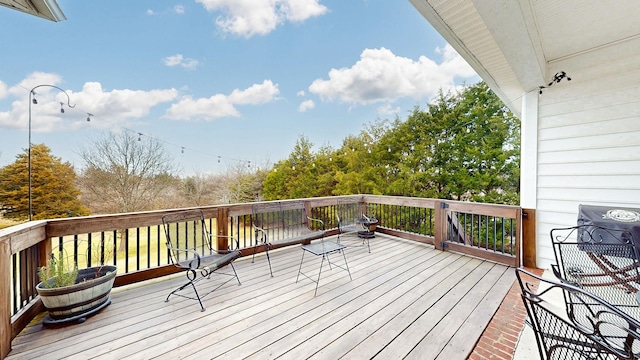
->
[0,0,479,175]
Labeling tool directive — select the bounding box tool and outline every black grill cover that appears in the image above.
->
[577,204,640,257]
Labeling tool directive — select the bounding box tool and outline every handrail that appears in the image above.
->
[0,195,524,359]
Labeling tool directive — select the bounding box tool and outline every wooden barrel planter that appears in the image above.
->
[36,265,117,326]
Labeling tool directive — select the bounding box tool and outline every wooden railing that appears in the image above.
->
[0,195,524,359]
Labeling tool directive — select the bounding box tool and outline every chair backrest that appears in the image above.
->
[336,198,361,225]
[252,201,322,245]
[280,201,313,230]
[162,209,214,267]
[516,268,640,359]
[550,224,640,319]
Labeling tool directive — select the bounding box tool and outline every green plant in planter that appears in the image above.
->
[36,237,119,325]
[38,253,78,289]
[38,235,117,289]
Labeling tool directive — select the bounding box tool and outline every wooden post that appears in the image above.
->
[38,234,52,270]
[0,238,11,359]
[217,207,229,251]
[514,208,522,268]
[433,201,446,250]
[522,208,537,268]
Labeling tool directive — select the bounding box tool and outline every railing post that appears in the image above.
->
[1,238,11,359]
[217,207,230,251]
[522,208,536,268]
[38,235,52,270]
[434,200,447,251]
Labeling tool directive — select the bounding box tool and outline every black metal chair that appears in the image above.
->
[295,213,352,296]
[162,209,241,311]
[336,197,376,253]
[251,201,325,277]
[516,268,640,359]
[550,224,640,320]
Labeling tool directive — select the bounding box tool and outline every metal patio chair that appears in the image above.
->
[516,268,640,359]
[295,213,352,296]
[162,209,241,311]
[550,224,640,320]
[336,197,376,253]
[251,201,325,277]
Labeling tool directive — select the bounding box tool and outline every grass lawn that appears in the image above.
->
[0,217,19,230]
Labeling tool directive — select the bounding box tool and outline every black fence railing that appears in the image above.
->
[447,211,517,255]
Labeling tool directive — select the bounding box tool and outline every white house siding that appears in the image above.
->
[533,36,640,269]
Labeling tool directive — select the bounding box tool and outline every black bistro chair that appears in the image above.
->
[516,268,640,359]
[550,224,640,320]
[162,209,241,311]
[336,197,376,253]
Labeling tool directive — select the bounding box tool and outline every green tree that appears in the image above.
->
[379,82,520,203]
[262,161,288,200]
[0,144,89,220]
[261,81,519,204]
[263,136,310,200]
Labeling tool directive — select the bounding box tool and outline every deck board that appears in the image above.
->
[7,234,514,360]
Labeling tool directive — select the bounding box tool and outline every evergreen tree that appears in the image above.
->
[372,82,520,203]
[0,144,89,220]
[261,82,520,204]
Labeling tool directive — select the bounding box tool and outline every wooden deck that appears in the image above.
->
[7,234,515,360]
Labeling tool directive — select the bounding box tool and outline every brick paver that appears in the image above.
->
[468,267,543,360]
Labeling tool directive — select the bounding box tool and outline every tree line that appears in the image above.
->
[0,82,520,221]
[263,82,520,203]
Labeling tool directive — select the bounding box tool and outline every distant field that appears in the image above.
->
[0,218,19,230]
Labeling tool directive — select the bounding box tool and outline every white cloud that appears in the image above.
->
[9,72,62,98]
[436,44,478,79]
[146,9,155,15]
[165,80,280,121]
[164,94,240,121]
[163,54,200,70]
[377,104,400,117]
[308,44,477,105]
[228,80,279,104]
[69,82,179,120]
[296,90,305,96]
[174,5,185,14]
[0,72,178,132]
[195,0,328,38]
[298,99,315,112]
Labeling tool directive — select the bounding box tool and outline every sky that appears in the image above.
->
[0,0,479,176]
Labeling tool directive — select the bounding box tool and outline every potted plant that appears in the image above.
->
[36,240,117,326]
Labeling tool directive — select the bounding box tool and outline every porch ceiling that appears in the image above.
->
[409,0,640,116]
[0,0,65,22]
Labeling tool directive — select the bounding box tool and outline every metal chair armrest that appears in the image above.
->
[253,224,268,244]
[212,234,241,251]
[167,245,202,269]
[307,215,325,231]
[551,263,562,280]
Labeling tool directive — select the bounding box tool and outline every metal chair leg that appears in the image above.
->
[230,262,241,286]
[314,256,326,296]
[342,250,352,280]
[265,244,273,277]
[296,250,306,283]
[165,270,206,312]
